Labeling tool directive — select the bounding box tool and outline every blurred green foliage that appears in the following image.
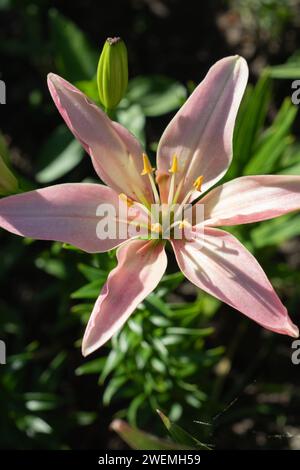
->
[1,0,300,450]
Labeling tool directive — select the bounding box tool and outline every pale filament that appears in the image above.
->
[138,152,204,238]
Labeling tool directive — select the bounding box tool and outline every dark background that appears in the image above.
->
[1,0,300,450]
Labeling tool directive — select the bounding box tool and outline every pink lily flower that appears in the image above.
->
[0,56,299,357]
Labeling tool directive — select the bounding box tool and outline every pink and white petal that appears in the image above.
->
[47,74,152,203]
[0,183,147,253]
[82,239,168,355]
[157,56,248,202]
[171,227,298,338]
[198,175,300,227]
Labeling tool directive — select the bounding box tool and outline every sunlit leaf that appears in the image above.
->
[125,75,187,117]
[157,409,211,450]
[110,419,187,450]
[49,9,97,81]
[36,125,84,183]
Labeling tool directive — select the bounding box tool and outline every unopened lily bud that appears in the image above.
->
[0,155,19,196]
[97,37,128,111]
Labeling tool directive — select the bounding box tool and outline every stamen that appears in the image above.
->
[167,154,178,206]
[169,219,191,231]
[172,179,184,205]
[141,153,154,175]
[140,153,161,205]
[193,175,204,192]
[119,193,134,207]
[128,153,152,209]
[114,216,150,231]
[168,218,193,241]
[179,219,191,230]
[173,175,204,222]
[151,222,162,234]
[119,192,152,219]
[169,154,178,174]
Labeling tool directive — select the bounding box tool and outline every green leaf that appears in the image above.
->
[0,131,10,164]
[160,271,184,289]
[110,419,187,450]
[49,9,97,81]
[100,349,124,383]
[36,125,84,183]
[74,411,97,426]
[103,376,128,406]
[77,263,107,282]
[267,56,300,79]
[151,357,167,374]
[127,394,146,426]
[278,161,300,175]
[35,257,66,280]
[277,143,300,174]
[75,358,106,376]
[233,74,272,172]
[244,98,297,175]
[157,410,211,450]
[71,302,94,316]
[251,214,300,248]
[20,416,52,435]
[24,392,59,411]
[71,279,105,299]
[75,79,99,102]
[166,327,214,337]
[116,104,145,146]
[268,65,300,79]
[125,75,187,117]
[39,352,67,385]
[145,293,173,316]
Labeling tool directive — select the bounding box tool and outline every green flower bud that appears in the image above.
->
[0,155,19,196]
[97,37,128,111]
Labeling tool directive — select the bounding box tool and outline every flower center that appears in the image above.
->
[118,153,204,240]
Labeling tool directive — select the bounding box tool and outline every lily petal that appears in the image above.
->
[172,227,298,338]
[157,56,248,202]
[47,74,152,204]
[198,175,300,227]
[82,239,167,355]
[0,183,147,253]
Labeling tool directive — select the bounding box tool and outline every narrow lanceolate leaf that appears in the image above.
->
[125,75,187,117]
[156,410,211,450]
[0,155,19,196]
[233,73,271,170]
[49,9,97,81]
[36,125,84,183]
[116,104,146,146]
[251,213,300,248]
[244,98,298,175]
[267,57,300,79]
[110,419,190,450]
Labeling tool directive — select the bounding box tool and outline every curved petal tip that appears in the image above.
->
[285,318,299,338]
